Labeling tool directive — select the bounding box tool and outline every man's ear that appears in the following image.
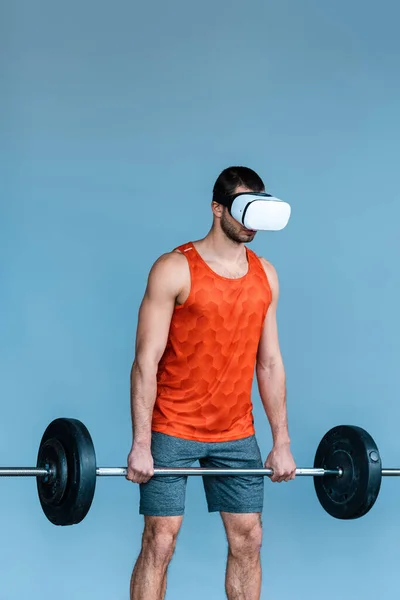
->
[211,201,224,219]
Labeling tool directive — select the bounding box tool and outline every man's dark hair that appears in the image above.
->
[212,166,265,202]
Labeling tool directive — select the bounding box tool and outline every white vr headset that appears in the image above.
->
[214,192,291,231]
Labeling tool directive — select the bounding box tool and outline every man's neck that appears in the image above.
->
[195,228,247,264]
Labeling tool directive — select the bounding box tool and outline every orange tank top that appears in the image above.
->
[152,242,272,442]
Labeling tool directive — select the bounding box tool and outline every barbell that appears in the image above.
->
[0,417,395,526]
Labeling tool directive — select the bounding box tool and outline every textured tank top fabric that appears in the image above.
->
[152,241,272,442]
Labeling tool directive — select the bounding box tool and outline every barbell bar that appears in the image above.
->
[0,417,392,525]
[0,467,342,477]
[3,466,400,477]
[4,466,400,477]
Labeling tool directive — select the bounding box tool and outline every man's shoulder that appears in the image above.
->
[150,244,191,276]
[250,252,277,277]
[254,255,279,292]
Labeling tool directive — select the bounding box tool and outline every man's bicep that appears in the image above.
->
[256,260,283,369]
[134,255,182,367]
[257,303,282,369]
[135,296,174,365]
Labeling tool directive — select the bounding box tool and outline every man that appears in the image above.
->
[126,166,296,599]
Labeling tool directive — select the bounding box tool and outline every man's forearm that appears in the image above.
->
[256,361,290,445]
[130,360,158,448]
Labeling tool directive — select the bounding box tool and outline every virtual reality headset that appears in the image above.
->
[213,192,291,231]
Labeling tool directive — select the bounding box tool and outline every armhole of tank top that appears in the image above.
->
[250,250,273,301]
[173,247,194,310]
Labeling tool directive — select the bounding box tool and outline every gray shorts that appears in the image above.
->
[139,431,264,516]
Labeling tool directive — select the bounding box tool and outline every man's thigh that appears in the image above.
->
[200,435,264,514]
[139,432,204,517]
[220,511,263,542]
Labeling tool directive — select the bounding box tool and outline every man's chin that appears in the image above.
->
[241,230,256,241]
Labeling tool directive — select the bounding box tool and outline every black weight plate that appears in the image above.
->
[37,438,68,506]
[37,418,97,526]
[314,425,382,520]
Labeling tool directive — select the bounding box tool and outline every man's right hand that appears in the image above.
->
[126,443,154,484]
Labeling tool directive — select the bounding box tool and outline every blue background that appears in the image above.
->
[1,1,399,598]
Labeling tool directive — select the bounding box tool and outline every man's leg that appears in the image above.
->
[130,515,183,600]
[133,431,205,599]
[201,435,265,599]
[221,512,263,600]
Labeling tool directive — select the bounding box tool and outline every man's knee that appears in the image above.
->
[224,514,263,559]
[141,516,182,566]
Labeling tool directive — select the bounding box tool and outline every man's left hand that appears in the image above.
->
[265,443,296,482]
